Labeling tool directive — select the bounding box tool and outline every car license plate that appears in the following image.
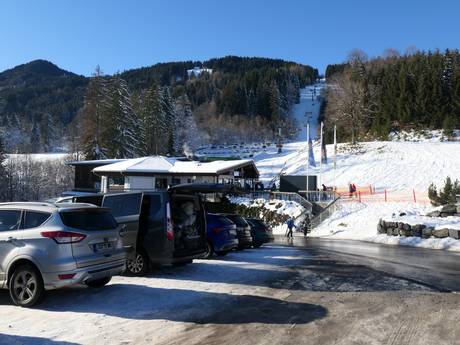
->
[94,242,114,252]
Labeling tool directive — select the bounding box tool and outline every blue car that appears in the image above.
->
[204,213,239,258]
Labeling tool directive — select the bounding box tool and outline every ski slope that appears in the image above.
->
[254,139,460,194]
[291,83,324,141]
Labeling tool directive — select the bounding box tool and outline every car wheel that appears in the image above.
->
[202,241,214,259]
[85,277,112,288]
[126,250,149,276]
[9,264,44,307]
[215,250,228,256]
[253,243,263,248]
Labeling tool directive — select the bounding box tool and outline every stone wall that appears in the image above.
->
[426,204,460,218]
[377,219,460,239]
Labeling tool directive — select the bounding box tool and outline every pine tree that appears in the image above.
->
[269,81,282,136]
[175,94,202,154]
[80,66,110,160]
[30,121,41,152]
[0,136,7,201]
[140,83,166,155]
[161,87,176,155]
[102,75,140,158]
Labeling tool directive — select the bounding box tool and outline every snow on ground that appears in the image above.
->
[253,140,460,193]
[229,196,304,219]
[309,201,460,252]
[0,246,306,345]
[388,129,460,142]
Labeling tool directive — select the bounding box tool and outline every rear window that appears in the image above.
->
[217,216,234,226]
[24,211,51,229]
[103,194,142,217]
[60,209,117,230]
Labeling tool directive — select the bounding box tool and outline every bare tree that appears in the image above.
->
[382,48,400,59]
[325,68,378,143]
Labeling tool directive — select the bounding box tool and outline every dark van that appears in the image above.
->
[73,184,227,276]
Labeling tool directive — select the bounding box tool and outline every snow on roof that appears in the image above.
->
[92,156,258,176]
[67,159,126,166]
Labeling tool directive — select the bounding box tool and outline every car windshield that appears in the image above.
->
[60,209,117,230]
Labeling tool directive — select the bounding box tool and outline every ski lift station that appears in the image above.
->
[67,156,259,193]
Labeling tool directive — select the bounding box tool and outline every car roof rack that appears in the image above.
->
[0,202,58,208]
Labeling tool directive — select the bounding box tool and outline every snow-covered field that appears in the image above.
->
[253,139,460,193]
[0,246,306,345]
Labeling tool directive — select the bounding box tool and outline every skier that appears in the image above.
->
[302,215,311,237]
[286,217,296,238]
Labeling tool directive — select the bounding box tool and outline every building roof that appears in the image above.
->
[66,159,126,166]
[92,156,259,177]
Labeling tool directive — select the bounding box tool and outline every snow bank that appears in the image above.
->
[310,201,460,252]
[228,196,305,235]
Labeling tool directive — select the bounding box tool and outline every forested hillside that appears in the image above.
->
[324,49,460,142]
[0,60,87,152]
[0,57,317,155]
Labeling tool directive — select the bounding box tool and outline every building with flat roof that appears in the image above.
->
[69,156,259,193]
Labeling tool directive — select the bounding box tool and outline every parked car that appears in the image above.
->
[73,184,228,276]
[245,218,274,247]
[220,214,253,249]
[0,202,126,307]
[203,213,238,259]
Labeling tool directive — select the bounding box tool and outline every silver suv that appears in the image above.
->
[0,202,126,307]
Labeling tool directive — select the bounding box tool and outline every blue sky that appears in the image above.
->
[1,0,459,76]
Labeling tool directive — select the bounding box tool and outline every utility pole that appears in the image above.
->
[319,121,324,188]
[333,124,337,191]
[306,122,310,192]
[305,111,312,192]
[276,127,283,153]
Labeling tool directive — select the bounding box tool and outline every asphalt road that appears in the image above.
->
[276,235,460,292]
[1,240,459,345]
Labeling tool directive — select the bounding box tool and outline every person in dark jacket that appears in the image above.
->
[286,217,296,238]
[302,215,311,237]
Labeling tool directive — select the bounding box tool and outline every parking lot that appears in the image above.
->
[1,243,460,345]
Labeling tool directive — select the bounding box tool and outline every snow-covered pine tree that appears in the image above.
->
[0,136,7,201]
[40,113,55,152]
[102,75,140,158]
[140,83,167,156]
[30,120,41,152]
[174,94,202,155]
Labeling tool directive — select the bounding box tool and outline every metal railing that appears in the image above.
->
[310,196,341,228]
[298,190,338,203]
